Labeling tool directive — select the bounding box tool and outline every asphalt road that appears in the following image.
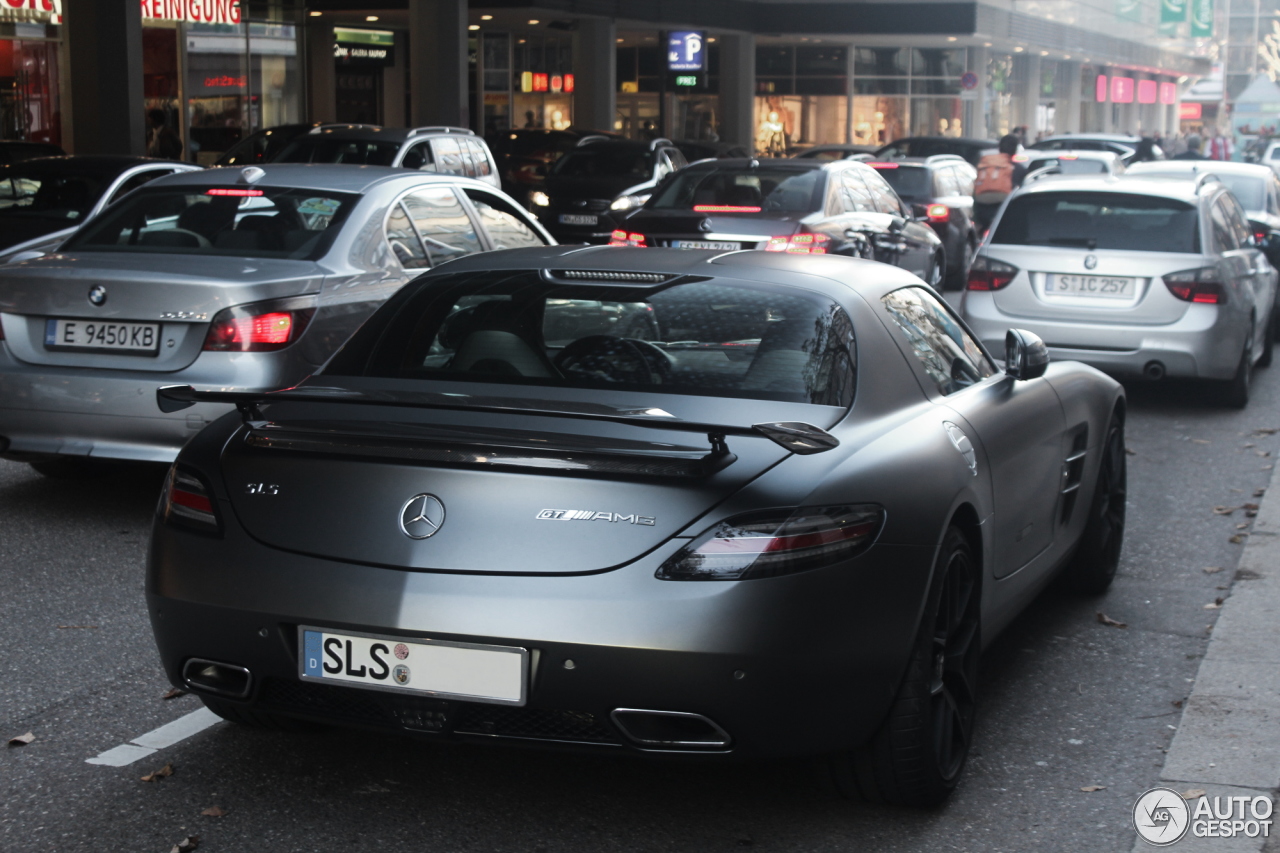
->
[3,370,1279,853]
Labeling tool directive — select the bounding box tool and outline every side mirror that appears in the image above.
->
[1005,328,1049,380]
[910,203,929,220]
[889,215,907,232]
[4,250,47,264]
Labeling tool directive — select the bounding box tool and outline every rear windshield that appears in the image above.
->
[0,168,105,220]
[1027,157,1111,175]
[325,270,856,406]
[991,191,1199,253]
[61,186,358,260]
[872,164,930,199]
[649,167,825,213]
[551,147,651,180]
[273,138,401,166]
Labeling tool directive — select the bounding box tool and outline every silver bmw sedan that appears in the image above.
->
[0,164,553,476]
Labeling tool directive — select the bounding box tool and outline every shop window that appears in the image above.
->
[756,46,794,76]
[853,79,908,96]
[912,79,961,96]
[796,78,847,96]
[854,48,908,77]
[0,39,61,146]
[796,46,847,76]
[911,49,965,78]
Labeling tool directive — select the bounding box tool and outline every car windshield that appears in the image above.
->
[1212,174,1264,210]
[0,168,106,220]
[551,146,651,180]
[872,164,931,199]
[1028,157,1111,175]
[61,185,358,260]
[273,138,401,166]
[325,270,856,406]
[992,191,1199,253]
[648,167,825,212]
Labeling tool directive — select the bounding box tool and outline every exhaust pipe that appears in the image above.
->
[1143,361,1166,381]
[182,658,252,699]
[610,708,732,749]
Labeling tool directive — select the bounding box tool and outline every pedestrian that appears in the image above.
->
[1208,128,1233,161]
[146,109,183,160]
[1172,133,1207,160]
[1133,136,1158,162]
[972,133,1027,234]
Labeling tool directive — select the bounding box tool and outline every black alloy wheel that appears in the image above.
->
[1068,414,1126,595]
[1258,308,1276,368]
[836,526,980,807]
[927,251,946,290]
[1222,330,1254,409]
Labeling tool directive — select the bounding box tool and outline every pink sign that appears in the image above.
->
[1137,80,1157,104]
[1096,75,1108,103]
[1111,76,1135,104]
[1160,82,1178,105]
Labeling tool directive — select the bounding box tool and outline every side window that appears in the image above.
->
[466,190,547,249]
[654,153,674,181]
[385,201,429,269]
[933,168,958,197]
[840,171,876,213]
[466,139,493,177]
[952,165,975,196]
[863,169,905,215]
[881,286,996,395]
[108,169,173,206]
[431,137,466,176]
[1223,195,1253,248]
[667,148,688,170]
[1210,199,1240,253]
[403,186,482,263]
[400,142,435,172]
[1269,179,1280,216]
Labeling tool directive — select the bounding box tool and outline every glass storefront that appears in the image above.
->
[0,26,61,146]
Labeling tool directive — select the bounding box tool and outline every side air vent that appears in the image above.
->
[1059,427,1089,525]
[550,270,674,283]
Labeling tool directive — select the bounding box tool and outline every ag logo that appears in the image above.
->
[1133,787,1191,846]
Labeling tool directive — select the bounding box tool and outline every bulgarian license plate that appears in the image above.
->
[45,318,160,353]
[558,213,598,226]
[299,627,527,705]
[671,240,740,250]
[1045,274,1136,298]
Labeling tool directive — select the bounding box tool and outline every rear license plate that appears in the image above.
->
[671,240,740,250]
[1045,274,1136,298]
[299,627,527,705]
[558,214,598,226]
[44,318,160,354]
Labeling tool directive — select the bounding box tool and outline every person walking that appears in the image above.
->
[1172,133,1208,160]
[146,109,183,160]
[1208,128,1233,161]
[972,134,1027,234]
[1133,136,1159,162]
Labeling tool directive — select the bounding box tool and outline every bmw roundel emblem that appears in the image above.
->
[1083,255,1098,270]
[87,285,107,306]
[399,494,445,539]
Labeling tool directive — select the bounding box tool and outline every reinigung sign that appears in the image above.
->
[1,0,242,25]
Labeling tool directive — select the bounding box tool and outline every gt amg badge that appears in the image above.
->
[536,509,656,526]
[399,494,446,539]
[88,285,107,306]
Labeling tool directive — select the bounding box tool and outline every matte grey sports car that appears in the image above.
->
[148,246,1126,807]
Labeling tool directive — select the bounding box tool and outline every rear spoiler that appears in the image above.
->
[156,384,839,456]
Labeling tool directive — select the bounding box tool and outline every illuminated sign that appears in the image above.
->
[675,75,697,87]
[140,0,241,24]
[1179,102,1203,119]
[1095,74,1108,102]
[1137,79,1157,104]
[334,27,393,64]
[532,73,549,92]
[563,74,575,93]
[1160,81,1178,105]
[1111,76,1134,103]
[521,71,533,93]
[204,75,246,88]
[668,31,704,71]
[0,0,62,24]
[550,74,562,93]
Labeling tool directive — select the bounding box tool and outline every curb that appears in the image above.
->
[1131,465,1280,851]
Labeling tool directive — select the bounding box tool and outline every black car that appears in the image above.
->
[793,144,879,161]
[875,136,999,167]
[485,127,621,203]
[531,137,688,243]
[615,158,946,286]
[868,155,978,289]
[214,123,325,167]
[0,141,65,165]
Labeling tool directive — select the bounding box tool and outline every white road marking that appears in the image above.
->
[85,707,221,767]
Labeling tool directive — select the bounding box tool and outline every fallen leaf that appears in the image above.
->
[1204,602,1221,610]
[1254,427,1279,435]
[1182,788,1207,800]
[1235,569,1263,581]
[1192,438,1211,445]
[1244,503,1260,510]
[7,732,35,747]
[1125,447,1137,456]
[1096,612,1128,629]
[200,806,228,818]
[162,688,187,701]
[1230,534,1247,544]
[1258,450,1272,457]
[56,625,98,629]
[1246,510,1259,517]
[170,836,200,853]
[1254,488,1267,498]
[1213,506,1239,515]
[1244,443,1257,448]
[141,763,174,782]
[1172,699,1184,708]
[1237,522,1250,530]
[1204,566,1224,574]
[1080,785,1107,792]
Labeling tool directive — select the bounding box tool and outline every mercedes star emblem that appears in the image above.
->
[88,285,108,306]
[1084,255,1098,270]
[399,493,445,539]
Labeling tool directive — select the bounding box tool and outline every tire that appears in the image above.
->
[833,526,980,807]
[199,695,322,732]
[926,251,946,291]
[945,237,974,291]
[1220,335,1253,409]
[28,457,105,479]
[1067,415,1126,595]
[1258,309,1275,368]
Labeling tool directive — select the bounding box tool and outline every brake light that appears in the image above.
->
[1059,154,1079,160]
[966,256,1019,291]
[608,230,647,247]
[202,297,315,352]
[206,188,264,197]
[656,505,884,581]
[692,205,762,213]
[159,465,221,534]
[1163,267,1227,305]
[869,162,898,168]
[1255,230,1269,244]
[926,203,950,224]
[764,233,831,254]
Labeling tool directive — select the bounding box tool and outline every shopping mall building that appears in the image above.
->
[1,0,1209,161]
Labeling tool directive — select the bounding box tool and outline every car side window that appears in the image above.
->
[1210,199,1240,253]
[400,142,435,172]
[882,286,995,395]
[107,169,174,206]
[934,168,958,197]
[863,169,905,216]
[466,139,493,177]
[403,186,482,263]
[465,190,546,249]
[655,152,674,181]
[385,201,429,269]
[1222,195,1253,249]
[840,171,876,213]
[668,148,688,170]
[952,165,975,196]
[431,137,467,176]
[1269,179,1280,216]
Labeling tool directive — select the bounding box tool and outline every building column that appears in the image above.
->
[383,32,408,127]
[1018,53,1041,135]
[62,0,145,155]
[1059,61,1082,133]
[571,18,616,133]
[410,0,468,128]
[306,19,337,124]
[964,46,989,140]
[720,33,755,154]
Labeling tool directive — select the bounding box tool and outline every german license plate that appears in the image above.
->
[1045,274,1136,298]
[671,240,739,250]
[558,214,598,226]
[299,627,527,705]
[44,318,160,353]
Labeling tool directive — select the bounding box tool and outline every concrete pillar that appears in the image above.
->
[63,0,145,155]
[1018,53,1041,135]
[964,47,989,140]
[1060,61,1082,133]
[306,19,336,124]
[383,31,408,127]
[410,0,469,128]
[571,18,616,133]
[1102,68,1115,133]
[720,33,755,154]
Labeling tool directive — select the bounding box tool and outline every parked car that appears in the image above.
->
[214,123,331,167]
[963,172,1278,406]
[868,155,978,289]
[271,125,501,189]
[874,136,1000,167]
[1029,134,1163,165]
[1018,149,1127,180]
[0,141,65,165]
[792,143,879,161]
[531,136,688,243]
[0,164,552,476]
[0,156,200,260]
[149,244,1125,808]
[484,127,619,204]
[614,158,946,286]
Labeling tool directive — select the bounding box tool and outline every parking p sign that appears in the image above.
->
[668,31,704,71]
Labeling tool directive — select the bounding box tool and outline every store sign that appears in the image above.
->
[1180,102,1203,119]
[1095,74,1108,102]
[204,75,245,88]
[0,0,63,24]
[1111,76,1135,103]
[668,31,704,72]
[1137,79,1157,104]
[1160,81,1178,104]
[141,0,241,24]
[675,75,697,87]
[334,28,394,65]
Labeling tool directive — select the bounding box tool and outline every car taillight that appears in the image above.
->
[764,233,831,254]
[656,505,884,581]
[608,230,647,247]
[203,296,315,352]
[159,465,221,534]
[1255,229,1269,244]
[926,203,950,224]
[967,256,1019,291]
[1163,267,1227,304]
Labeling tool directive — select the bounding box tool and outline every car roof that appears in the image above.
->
[684,157,825,172]
[1015,173,1206,203]
[879,136,998,148]
[1127,160,1274,179]
[1037,133,1140,144]
[291,125,478,145]
[0,155,188,175]
[868,155,968,167]
[146,163,487,194]
[1023,149,1119,160]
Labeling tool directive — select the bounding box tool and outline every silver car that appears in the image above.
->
[962,173,1278,407]
[1017,149,1127,180]
[0,164,553,475]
